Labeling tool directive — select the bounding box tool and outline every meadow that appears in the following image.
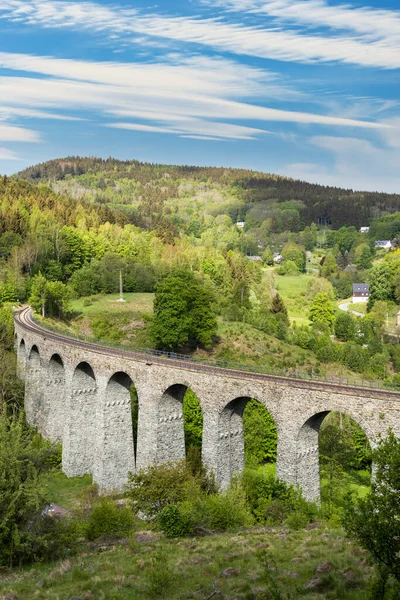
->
[0,518,372,600]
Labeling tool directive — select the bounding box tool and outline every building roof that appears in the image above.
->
[352,284,369,294]
[375,240,391,247]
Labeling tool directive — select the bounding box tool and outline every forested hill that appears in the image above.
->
[15,156,400,230]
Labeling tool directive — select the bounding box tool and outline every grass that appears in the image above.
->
[276,274,315,324]
[0,523,373,599]
[40,472,93,511]
[70,293,154,316]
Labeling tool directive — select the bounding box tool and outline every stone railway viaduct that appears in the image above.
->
[14,307,400,502]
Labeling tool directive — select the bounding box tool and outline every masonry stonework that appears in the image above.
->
[14,309,400,502]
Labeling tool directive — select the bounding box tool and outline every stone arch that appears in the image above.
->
[156,383,203,464]
[64,361,97,477]
[296,409,374,502]
[25,344,42,426]
[43,354,66,440]
[95,372,137,490]
[217,396,277,490]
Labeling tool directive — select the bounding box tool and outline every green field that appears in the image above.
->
[0,523,373,599]
[276,273,315,324]
[70,293,154,316]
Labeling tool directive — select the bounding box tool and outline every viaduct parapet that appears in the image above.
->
[14,307,400,501]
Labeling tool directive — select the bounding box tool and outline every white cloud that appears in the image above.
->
[0,147,20,160]
[206,0,400,41]
[0,52,387,144]
[285,131,400,193]
[0,0,400,69]
[0,123,40,142]
[108,120,268,140]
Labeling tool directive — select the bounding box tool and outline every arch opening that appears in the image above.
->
[28,344,40,361]
[297,410,372,506]
[218,397,277,489]
[157,384,203,465]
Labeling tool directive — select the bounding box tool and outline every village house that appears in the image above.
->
[352,283,369,304]
[375,240,392,250]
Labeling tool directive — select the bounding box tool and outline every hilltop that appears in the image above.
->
[16,156,400,232]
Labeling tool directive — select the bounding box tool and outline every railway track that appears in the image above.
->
[14,306,400,400]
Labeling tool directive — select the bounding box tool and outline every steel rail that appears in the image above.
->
[14,306,400,400]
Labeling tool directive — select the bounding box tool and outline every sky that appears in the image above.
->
[0,0,399,192]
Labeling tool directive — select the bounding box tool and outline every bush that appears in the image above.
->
[157,504,194,538]
[86,499,134,540]
[126,461,201,518]
[341,342,367,372]
[203,486,253,530]
[334,311,355,341]
[241,469,318,526]
[0,408,73,568]
[285,510,311,530]
[147,550,177,598]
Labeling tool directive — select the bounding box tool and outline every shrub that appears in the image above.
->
[86,499,134,540]
[157,504,194,538]
[341,342,367,372]
[241,469,318,526]
[334,311,355,341]
[202,485,253,531]
[147,550,177,598]
[126,461,201,518]
[285,510,310,530]
[255,499,288,525]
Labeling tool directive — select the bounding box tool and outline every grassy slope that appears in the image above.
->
[276,273,314,324]
[0,524,372,599]
[64,292,363,383]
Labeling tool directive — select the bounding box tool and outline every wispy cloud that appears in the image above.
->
[0,0,400,69]
[0,122,40,143]
[285,124,400,193]
[0,147,21,160]
[205,0,400,40]
[0,51,386,145]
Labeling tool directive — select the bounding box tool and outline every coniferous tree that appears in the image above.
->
[271,293,289,324]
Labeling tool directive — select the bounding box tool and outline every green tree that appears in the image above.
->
[262,247,274,266]
[306,277,334,301]
[46,281,71,319]
[368,263,395,309]
[341,342,367,372]
[301,225,317,251]
[343,431,400,595]
[183,390,203,451]
[69,265,101,297]
[0,407,54,567]
[270,293,289,325]
[150,270,217,350]
[232,279,251,309]
[319,414,358,515]
[309,292,335,330]
[29,272,49,317]
[281,243,306,273]
[356,246,373,270]
[320,254,337,278]
[243,400,277,465]
[334,311,355,341]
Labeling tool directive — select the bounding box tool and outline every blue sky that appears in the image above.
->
[0,0,399,192]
